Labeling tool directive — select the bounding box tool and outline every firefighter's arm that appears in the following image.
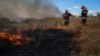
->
[69,13,74,17]
[69,13,75,17]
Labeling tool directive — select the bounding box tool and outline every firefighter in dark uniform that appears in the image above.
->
[81,6,88,26]
[63,10,73,26]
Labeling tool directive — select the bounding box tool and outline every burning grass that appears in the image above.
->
[0,29,30,46]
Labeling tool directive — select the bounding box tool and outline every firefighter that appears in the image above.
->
[80,6,88,26]
[63,10,73,26]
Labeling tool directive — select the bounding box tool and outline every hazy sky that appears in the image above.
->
[53,0,100,15]
[0,0,99,20]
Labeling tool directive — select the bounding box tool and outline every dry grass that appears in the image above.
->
[70,17,100,56]
[0,16,100,56]
[53,17,100,56]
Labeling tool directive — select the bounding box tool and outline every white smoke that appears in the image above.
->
[0,0,62,21]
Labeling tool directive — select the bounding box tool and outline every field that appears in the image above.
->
[0,17,100,56]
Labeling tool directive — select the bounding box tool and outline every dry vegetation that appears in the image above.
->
[78,17,100,56]
[42,17,100,56]
[32,16,100,56]
[69,17,100,56]
[0,16,100,56]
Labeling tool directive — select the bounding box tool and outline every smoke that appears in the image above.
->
[0,0,62,21]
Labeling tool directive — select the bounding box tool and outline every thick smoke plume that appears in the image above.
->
[0,0,62,21]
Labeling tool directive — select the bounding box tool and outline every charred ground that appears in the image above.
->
[0,29,80,56]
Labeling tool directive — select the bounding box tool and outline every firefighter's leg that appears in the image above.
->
[82,17,87,26]
[64,20,69,26]
[67,20,69,25]
[64,20,67,26]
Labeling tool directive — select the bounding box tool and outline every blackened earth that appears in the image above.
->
[0,29,79,56]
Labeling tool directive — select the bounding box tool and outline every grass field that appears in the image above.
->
[61,17,100,56]
[39,17,100,56]
[30,16,100,56]
[0,16,100,56]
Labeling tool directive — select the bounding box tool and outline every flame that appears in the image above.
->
[0,29,30,46]
[0,32,7,38]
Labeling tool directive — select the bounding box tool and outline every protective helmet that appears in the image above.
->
[81,6,86,9]
[65,10,68,13]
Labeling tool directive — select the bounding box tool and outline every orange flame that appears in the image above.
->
[0,30,30,46]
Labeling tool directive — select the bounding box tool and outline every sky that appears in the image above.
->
[52,0,100,16]
[0,0,100,19]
